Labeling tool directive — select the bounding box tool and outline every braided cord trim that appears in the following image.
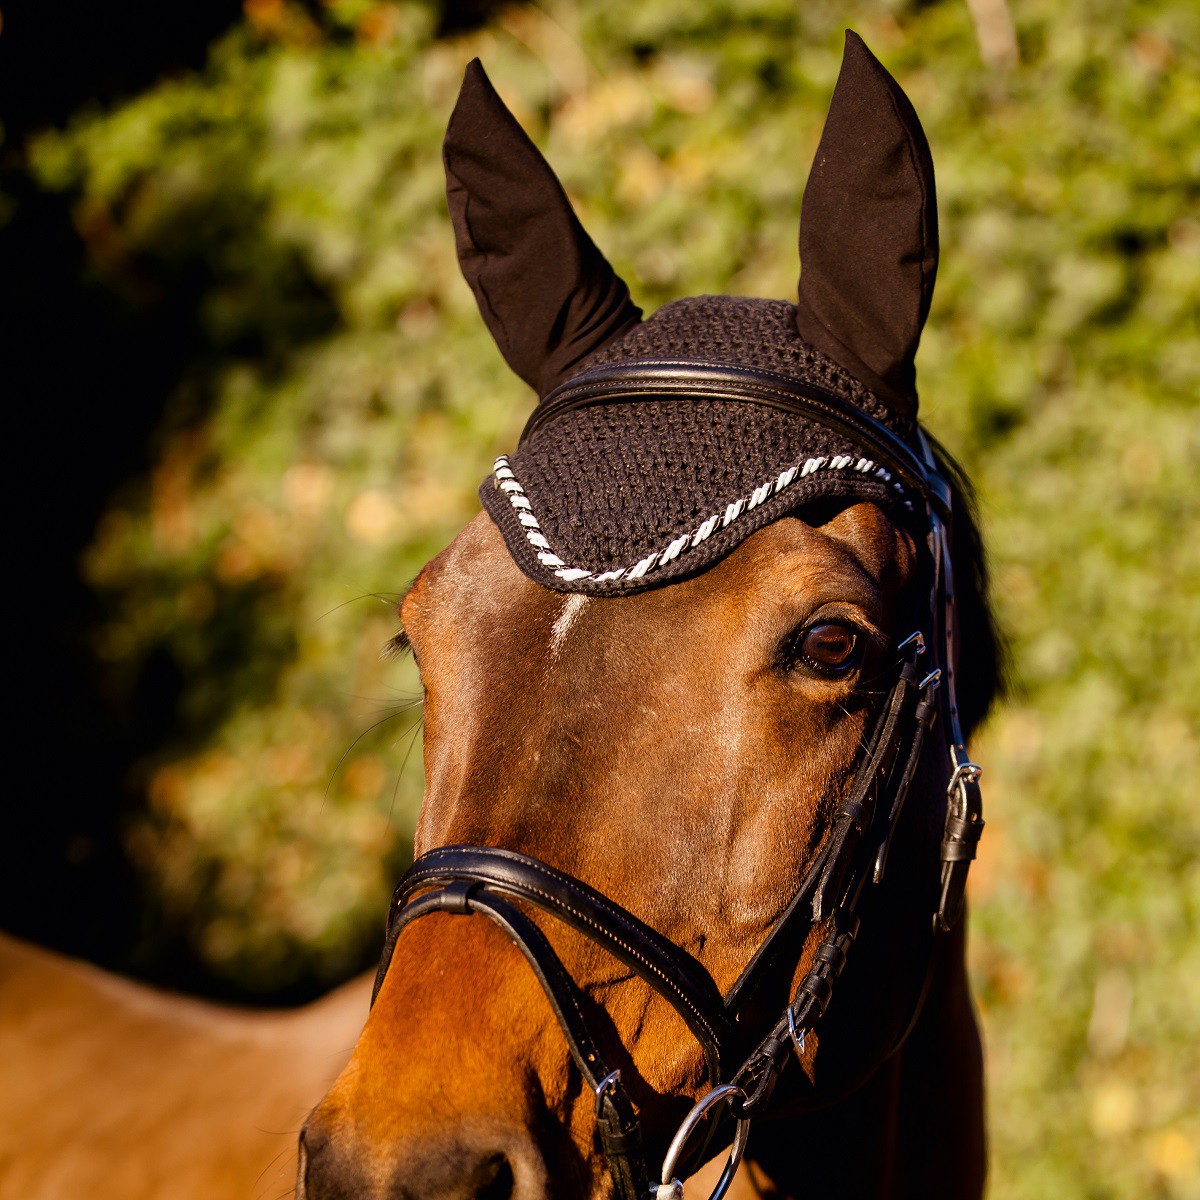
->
[492,451,911,585]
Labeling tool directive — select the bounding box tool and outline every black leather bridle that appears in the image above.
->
[371,363,986,1200]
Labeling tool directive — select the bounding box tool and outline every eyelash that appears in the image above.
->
[384,628,413,662]
[782,621,863,677]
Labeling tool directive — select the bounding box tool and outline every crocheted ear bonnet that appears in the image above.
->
[445,32,938,594]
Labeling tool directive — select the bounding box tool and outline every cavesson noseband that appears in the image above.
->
[372,363,986,1200]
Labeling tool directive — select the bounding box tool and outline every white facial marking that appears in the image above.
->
[549,594,589,659]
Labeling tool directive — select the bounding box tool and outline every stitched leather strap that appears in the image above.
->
[375,886,650,1200]
[521,361,952,516]
[384,845,730,1079]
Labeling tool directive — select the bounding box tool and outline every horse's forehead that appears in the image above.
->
[403,512,560,635]
[406,503,912,649]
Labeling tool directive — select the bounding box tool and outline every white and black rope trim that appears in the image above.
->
[493,451,911,585]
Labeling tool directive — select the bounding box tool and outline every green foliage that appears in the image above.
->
[24,0,1200,1193]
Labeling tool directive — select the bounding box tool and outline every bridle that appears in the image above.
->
[371,363,986,1200]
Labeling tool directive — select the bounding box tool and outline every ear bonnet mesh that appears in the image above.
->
[457,33,938,595]
[479,296,920,594]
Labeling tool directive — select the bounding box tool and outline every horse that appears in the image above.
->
[298,31,1002,1200]
[0,932,371,1200]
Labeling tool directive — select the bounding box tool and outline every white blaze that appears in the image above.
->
[549,594,590,659]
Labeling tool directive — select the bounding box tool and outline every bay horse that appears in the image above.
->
[301,32,1000,1200]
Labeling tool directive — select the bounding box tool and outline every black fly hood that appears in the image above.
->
[445,32,940,594]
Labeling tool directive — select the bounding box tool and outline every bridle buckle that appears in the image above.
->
[947,759,983,795]
[936,750,986,932]
[594,1070,622,1118]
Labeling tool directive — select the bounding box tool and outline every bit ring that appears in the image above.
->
[657,1084,751,1200]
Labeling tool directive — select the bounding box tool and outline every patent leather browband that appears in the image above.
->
[521,361,953,517]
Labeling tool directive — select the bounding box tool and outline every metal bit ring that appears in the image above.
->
[656,1084,751,1200]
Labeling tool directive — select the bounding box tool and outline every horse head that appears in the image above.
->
[300,32,999,1200]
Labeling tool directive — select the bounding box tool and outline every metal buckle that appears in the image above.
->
[936,747,986,932]
[785,1006,807,1059]
[594,1069,622,1118]
[897,631,925,657]
[655,1084,751,1200]
[947,758,983,797]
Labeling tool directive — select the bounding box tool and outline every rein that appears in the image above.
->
[371,365,986,1200]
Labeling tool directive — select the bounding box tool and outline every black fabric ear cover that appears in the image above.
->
[443,60,643,398]
[795,31,939,419]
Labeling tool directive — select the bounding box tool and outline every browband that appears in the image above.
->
[521,361,952,517]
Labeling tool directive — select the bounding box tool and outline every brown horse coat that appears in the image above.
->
[301,509,988,1199]
[0,933,370,1200]
[299,29,999,1200]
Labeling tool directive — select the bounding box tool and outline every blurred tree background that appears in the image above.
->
[2,0,1197,1195]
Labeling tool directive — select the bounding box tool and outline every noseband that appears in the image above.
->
[372,364,986,1200]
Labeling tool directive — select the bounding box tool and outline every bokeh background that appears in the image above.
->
[2,0,1197,1196]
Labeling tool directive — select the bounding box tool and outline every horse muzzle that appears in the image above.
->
[297,1113,550,1200]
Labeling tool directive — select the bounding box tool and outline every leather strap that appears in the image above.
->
[521,361,952,516]
[376,886,650,1200]
[811,661,920,922]
[936,771,985,931]
[383,845,730,1080]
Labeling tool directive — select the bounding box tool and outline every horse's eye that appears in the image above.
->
[797,622,860,674]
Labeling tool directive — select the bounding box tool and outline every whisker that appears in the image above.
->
[325,709,414,803]
[344,696,424,722]
[316,589,403,624]
[252,1145,291,1182]
[837,703,877,760]
[342,688,423,702]
[388,749,407,821]
[339,690,424,715]
[380,710,425,822]
[399,715,424,776]
[388,714,425,823]
[251,1143,301,1200]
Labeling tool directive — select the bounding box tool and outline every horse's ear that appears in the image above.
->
[795,31,938,419]
[443,60,642,398]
